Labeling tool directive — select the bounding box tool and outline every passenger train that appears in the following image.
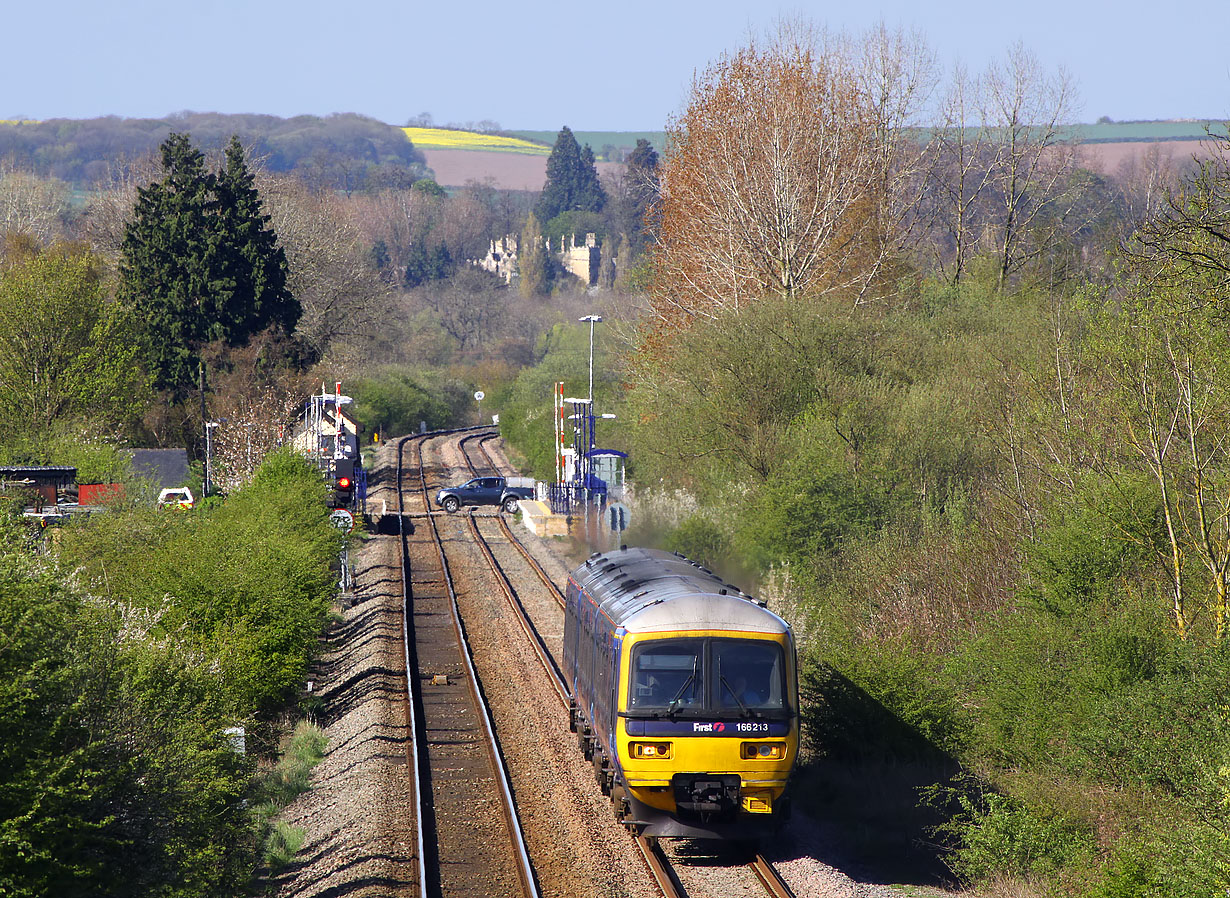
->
[565,546,798,839]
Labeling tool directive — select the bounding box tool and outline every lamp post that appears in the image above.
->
[579,314,602,404]
[204,421,221,497]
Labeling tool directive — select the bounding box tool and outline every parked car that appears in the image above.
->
[435,476,535,513]
[157,487,195,510]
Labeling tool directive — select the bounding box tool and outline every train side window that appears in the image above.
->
[579,603,591,693]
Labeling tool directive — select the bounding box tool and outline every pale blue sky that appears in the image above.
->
[4,0,1227,129]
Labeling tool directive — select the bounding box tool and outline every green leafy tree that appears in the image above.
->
[534,126,606,224]
[411,177,447,199]
[403,241,453,288]
[349,367,454,436]
[0,249,149,432]
[120,133,297,395]
[119,134,221,393]
[577,144,605,212]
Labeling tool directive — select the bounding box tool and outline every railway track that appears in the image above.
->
[453,434,797,898]
[394,430,540,898]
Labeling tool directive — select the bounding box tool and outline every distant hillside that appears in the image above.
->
[0,113,428,187]
[3,115,1220,191]
[509,123,1225,154]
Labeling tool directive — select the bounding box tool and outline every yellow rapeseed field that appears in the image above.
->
[402,127,549,155]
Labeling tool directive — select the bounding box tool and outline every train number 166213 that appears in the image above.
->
[734,721,770,734]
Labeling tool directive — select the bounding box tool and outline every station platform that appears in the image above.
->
[519,499,568,537]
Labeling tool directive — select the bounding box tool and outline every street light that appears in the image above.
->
[203,421,222,498]
[579,315,602,404]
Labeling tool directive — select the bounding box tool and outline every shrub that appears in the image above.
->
[349,366,469,437]
[931,780,1095,884]
[663,515,731,572]
[260,721,327,807]
[263,822,306,870]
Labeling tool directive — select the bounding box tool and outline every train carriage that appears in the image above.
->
[565,546,798,840]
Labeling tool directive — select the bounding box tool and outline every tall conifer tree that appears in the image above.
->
[215,136,296,342]
[120,133,297,395]
[518,212,550,297]
[535,126,606,223]
[120,134,223,393]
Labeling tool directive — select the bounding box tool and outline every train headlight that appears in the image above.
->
[630,741,673,759]
[740,741,787,760]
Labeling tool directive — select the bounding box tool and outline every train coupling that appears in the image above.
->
[672,773,741,816]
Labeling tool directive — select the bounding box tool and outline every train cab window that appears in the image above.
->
[713,640,785,712]
[630,639,702,711]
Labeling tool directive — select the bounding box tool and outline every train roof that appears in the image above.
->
[571,546,790,636]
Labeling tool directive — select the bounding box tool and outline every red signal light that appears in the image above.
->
[337,477,352,489]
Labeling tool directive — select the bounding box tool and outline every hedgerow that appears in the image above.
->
[0,449,338,895]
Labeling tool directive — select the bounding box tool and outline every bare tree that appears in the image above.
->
[930,64,1000,284]
[926,46,1093,289]
[209,382,304,493]
[259,174,389,361]
[982,42,1088,290]
[1115,143,1178,236]
[422,267,508,353]
[80,153,162,261]
[855,23,941,287]
[0,161,71,248]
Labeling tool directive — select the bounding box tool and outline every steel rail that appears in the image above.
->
[410,432,541,898]
[398,425,543,895]
[465,512,570,706]
[464,435,566,610]
[635,836,688,898]
[395,433,430,898]
[459,429,500,477]
[495,514,566,608]
[749,854,796,898]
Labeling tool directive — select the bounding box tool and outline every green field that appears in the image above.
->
[505,123,1225,155]
[509,130,666,155]
[1074,120,1226,142]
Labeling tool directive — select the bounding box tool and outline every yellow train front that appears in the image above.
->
[565,546,798,840]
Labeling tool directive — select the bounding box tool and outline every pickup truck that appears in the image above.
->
[435,476,536,513]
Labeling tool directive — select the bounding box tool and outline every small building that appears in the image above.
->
[478,235,519,284]
[559,233,601,286]
[473,232,605,287]
[0,466,76,508]
[587,450,627,499]
[289,385,361,464]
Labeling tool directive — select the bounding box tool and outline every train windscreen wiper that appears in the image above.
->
[718,657,761,718]
[667,657,698,716]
